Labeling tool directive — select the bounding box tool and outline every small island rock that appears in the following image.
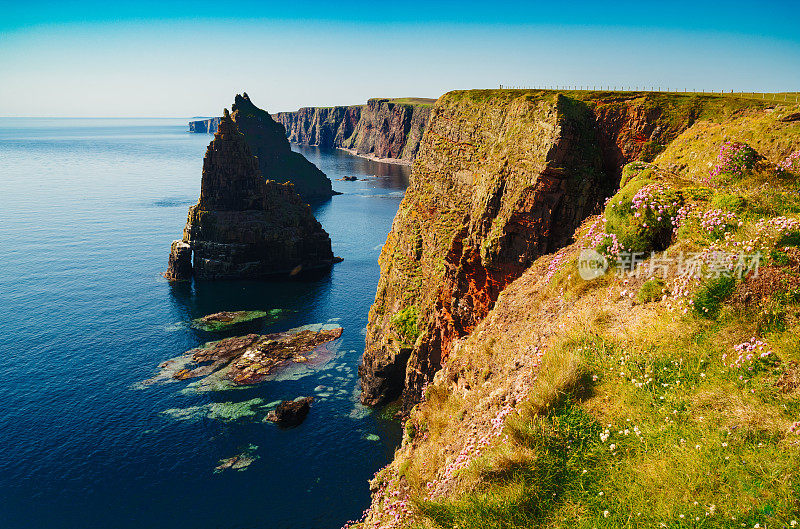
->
[266,397,314,427]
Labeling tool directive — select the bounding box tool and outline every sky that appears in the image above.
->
[1,0,799,117]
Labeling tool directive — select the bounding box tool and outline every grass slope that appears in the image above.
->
[354,102,800,529]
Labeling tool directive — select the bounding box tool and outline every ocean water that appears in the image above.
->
[0,118,408,529]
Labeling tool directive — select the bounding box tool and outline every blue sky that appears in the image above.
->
[1,0,798,116]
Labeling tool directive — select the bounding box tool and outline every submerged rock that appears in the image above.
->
[191,310,270,332]
[266,396,314,427]
[214,444,259,473]
[166,104,338,280]
[161,326,343,386]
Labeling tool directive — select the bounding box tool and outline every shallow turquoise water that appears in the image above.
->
[0,118,407,529]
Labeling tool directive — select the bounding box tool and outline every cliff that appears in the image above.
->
[165,106,336,281]
[273,98,435,164]
[360,89,770,410]
[354,91,800,528]
[189,117,220,133]
[275,105,362,149]
[187,94,335,201]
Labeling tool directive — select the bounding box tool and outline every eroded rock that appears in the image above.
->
[166,103,337,280]
[162,326,343,385]
[163,240,192,281]
[266,397,314,427]
[191,310,271,332]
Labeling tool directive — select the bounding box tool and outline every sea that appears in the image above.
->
[0,117,408,529]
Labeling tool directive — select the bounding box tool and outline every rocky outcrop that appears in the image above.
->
[166,102,336,281]
[189,117,221,133]
[190,310,269,332]
[163,240,192,281]
[187,94,335,201]
[266,397,314,427]
[359,89,764,411]
[230,93,335,200]
[273,98,434,164]
[165,326,343,384]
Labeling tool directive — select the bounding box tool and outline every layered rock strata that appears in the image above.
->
[168,327,343,385]
[360,89,764,410]
[273,98,435,164]
[166,105,335,280]
[188,94,334,200]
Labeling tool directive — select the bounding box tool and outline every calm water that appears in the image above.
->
[0,118,409,529]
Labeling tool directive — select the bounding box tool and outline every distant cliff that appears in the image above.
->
[189,117,220,133]
[273,98,435,164]
[192,98,434,165]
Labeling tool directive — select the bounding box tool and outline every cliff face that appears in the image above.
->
[275,106,362,149]
[189,117,221,133]
[356,97,799,529]
[166,106,335,280]
[359,89,764,410]
[359,91,608,408]
[273,98,434,164]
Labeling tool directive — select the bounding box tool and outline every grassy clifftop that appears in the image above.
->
[354,93,800,528]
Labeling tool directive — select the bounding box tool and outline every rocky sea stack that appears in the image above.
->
[165,103,336,281]
[230,93,336,201]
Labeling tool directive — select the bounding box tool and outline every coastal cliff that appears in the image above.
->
[189,117,220,133]
[166,105,335,281]
[354,90,800,528]
[360,89,768,410]
[275,105,362,150]
[273,98,435,164]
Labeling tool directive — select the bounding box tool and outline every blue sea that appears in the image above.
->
[0,118,408,529]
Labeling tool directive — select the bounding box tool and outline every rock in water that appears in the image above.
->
[231,93,335,201]
[163,240,192,281]
[266,397,314,427]
[157,326,344,385]
[191,310,271,332]
[165,104,336,280]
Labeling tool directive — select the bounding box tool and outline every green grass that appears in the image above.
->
[602,175,684,253]
[391,305,420,346]
[693,275,736,318]
[637,278,667,303]
[406,319,800,529]
[389,97,438,107]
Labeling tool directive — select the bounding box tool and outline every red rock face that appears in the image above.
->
[274,99,433,163]
[592,96,696,177]
[274,106,362,149]
[361,91,712,412]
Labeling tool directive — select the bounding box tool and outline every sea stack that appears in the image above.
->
[230,92,335,201]
[165,105,336,281]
